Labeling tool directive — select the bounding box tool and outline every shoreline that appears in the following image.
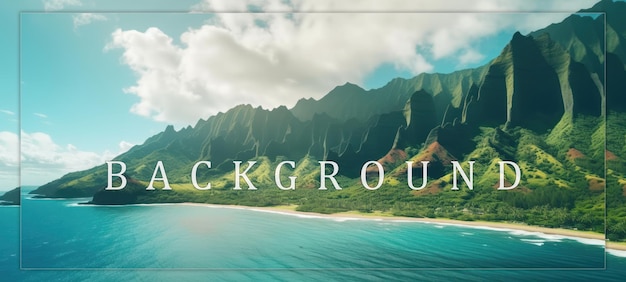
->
[179,202,626,252]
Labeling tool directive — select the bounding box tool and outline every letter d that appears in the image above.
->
[498,161,521,190]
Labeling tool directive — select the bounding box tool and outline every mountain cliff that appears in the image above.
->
[34,2,619,198]
[29,0,626,237]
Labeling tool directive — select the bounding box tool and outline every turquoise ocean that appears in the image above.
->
[2,189,626,281]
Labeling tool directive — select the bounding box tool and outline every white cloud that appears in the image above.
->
[118,141,135,153]
[107,17,435,125]
[73,13,108,30]
[0,131,134,187]
[0,132,18,167]
[34,113,48,118]
[458,49,486,67]
[193,0,596,12]
[20,131,105,185]
[108,0,597,126]
[101,140,135,162]
[43,0,82,12]
[1,110,14,115]
[0,132,18,189]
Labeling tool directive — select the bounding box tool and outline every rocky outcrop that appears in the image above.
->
[395,90,438,148]
[0,187,20,205]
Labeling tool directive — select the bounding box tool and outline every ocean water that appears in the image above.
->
[1,195,625,281]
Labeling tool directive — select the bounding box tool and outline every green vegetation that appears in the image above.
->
[607,112,626,242]
[87,117,606,234]
[32,0,626,240]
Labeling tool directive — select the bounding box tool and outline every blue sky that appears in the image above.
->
[0,0,603,188]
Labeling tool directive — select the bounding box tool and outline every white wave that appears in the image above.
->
[74,203,183,208]
[521,239,550,247]
[512,231,604,246]
[461,232,474,236]
[130,203,182,207]
[190,204,398,223]
[441,224,513,233]
[247,208,328,219]
[607,249,626,258]
[521,239,549,243]
[332,217,360,222]
[24,196,53,200]
[406,222,605,247]
[388,219,420,223]
[65,202,92,207]
[521,238,561,243]
[570,237,605,246]
[27,196,91,201]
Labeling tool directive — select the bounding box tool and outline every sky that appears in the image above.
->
[0,0,603,188]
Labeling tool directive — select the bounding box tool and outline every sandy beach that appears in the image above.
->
[180,202,626,252]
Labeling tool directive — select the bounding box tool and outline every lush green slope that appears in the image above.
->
[31,0,626,238]
[546,0,626,242]
[606,111,626,241]
[86,121,604,233]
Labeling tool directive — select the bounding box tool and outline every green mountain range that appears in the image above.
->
[21,0,626,240]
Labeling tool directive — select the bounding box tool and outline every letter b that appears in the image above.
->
[106,161,127,190]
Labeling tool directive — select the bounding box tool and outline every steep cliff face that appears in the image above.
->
[507,32,565,131]
[32,2,623,199]
[396,90,438,148]
[569,61,603,116]
[531,0,626,112]
[441,30,604,132]
[607,53,626,112]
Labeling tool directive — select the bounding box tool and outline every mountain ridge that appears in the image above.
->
[25,0,626,239]
[32,1,623,198]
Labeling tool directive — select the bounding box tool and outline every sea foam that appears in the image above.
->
[607,249,626,258]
